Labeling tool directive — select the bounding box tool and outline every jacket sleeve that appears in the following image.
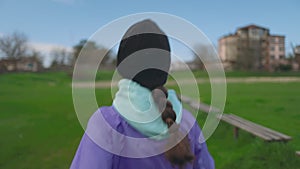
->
[193,125,215,169]
[70,133,114,169]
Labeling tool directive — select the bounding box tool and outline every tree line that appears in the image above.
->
[0,31,116,70]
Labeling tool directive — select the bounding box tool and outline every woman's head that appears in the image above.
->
[117,19,170,90]
[117,19,194,168]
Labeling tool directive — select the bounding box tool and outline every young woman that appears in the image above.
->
[70,19,214,169]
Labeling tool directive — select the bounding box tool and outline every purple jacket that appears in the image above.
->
[70,106,214,169]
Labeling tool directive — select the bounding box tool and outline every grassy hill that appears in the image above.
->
[0,71,299,169]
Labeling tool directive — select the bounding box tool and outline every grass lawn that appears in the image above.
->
[179,82,300,168]
[0,71,299,169]
[96,69,300,81]
[0,72,81,169]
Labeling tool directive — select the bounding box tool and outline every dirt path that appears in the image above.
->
[72,77,300,88]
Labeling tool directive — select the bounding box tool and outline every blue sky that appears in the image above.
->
[0,0,299,63]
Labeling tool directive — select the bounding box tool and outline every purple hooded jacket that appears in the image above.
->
[70,106,214,169]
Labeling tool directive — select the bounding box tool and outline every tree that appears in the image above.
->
[72,39,114,66]
[192,44,216,70]
[0,31,28,58]
[50,48,72,67]
[30,50,43,63]
[73,39,87,61]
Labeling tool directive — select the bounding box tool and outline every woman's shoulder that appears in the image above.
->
[93,107,201,132]
[181,109,198,127]
[88,106,123,130]
[88,106,144,138]
[87,106,201,140]
[180,109,202,140]
[182,109,197,120]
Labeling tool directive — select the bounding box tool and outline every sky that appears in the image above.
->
[0,0,299,66]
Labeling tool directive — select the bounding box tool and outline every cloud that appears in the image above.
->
[28,42,72,67]
[29,42,72,53]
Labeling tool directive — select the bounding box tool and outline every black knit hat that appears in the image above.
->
[117,19,171,90]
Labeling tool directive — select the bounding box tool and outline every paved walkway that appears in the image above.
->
[72,77,300,88]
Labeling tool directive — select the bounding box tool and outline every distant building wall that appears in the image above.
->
[218,24,285,71]
[218,35,238,70]
[295,45,300,70]
[0,57,41,73]
[268,35,286,70]
[269,36,285,60]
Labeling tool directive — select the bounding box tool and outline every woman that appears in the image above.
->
[70,19,214,169]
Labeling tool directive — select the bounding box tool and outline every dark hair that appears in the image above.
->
[152,86,194,168]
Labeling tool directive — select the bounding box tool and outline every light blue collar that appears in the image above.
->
[113,79,182,140]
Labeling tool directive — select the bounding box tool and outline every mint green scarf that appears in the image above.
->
[113,79,182,140]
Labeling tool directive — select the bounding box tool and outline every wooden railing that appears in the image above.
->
[181,95,292,142]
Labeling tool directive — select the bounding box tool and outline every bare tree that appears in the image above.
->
[192,44,217,70]
[72,39,113,66]
[0,32,28,58]
[50,48,72,67]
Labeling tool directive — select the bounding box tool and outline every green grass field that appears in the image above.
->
[184,82,300,168]
[0,71,300,169]
[95,69,300,81]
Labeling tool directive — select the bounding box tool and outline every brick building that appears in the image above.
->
[295,45,300,70]
[218,24,285,71]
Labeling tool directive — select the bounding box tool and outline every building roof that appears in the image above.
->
[270,34,285,38]
[237,24,269,31]
[219,33,238,40]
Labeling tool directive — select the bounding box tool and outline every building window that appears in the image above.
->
[279,55,285,59]
[258,29,264,36]
[270,37,276,43]
[270,55,275,59]
[278,38,284,43]
[251,29,257,35]
[270,46,275,51]
[279,47,284,51]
